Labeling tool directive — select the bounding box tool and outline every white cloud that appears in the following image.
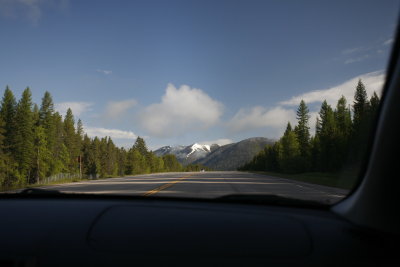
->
[342,46,367,55]
[344,54,370,64]
[104,99,137,120]
[55,101,93,116]
[279,70,385,106]
[140,83,223,137]
[96,69,112,75]
[383,38,394,46]
[84,126,137,140]
[227,106,296,133]
[199,138,234,146]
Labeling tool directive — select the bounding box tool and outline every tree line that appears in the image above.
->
[239,80,380,175]
[0,86,198,189]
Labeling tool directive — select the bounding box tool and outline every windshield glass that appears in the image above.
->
[0,0,398,205]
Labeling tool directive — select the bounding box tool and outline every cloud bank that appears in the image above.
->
[227,106,296,134]
[199,138,234,146]
[140,83,223,137]
[105,99,137,120]
[279,70,385,106]
[84,126,137,140]
[55,101,93,116]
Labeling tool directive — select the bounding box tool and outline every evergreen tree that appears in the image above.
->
[76,119,84,177]
[87,137,101,178]
[335,96,352,137]
[369,91,380,121]
[133,136,148,156]
[81,134,92,177]
[353,79,368,131]
[0,117,11,186]
[39,92,54,123]
[162,154,182,172]
[31,125,51,183]
[315,100,336,171]
[50,112,67,174]
[130,149,147,174]
[0,86,17,154]
[294,100,311,171]
[334,96,352,168]
[63,108,79,173]
[280,122,300,173]
[351,80,372,167]
[117,148,127,176]
[39,92,56,163]
[14,88,34,182]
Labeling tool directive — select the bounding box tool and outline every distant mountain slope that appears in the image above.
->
[154,143,219,165]
[193,137,275,170]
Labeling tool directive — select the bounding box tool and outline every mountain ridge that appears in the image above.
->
[154,137,275,170]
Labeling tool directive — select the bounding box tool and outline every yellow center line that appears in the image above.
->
[142,174,193,197]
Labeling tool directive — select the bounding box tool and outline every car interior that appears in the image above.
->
[1,6,399,267]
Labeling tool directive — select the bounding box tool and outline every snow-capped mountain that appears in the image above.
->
[154,137,275,170]
[154,143,218,165]
[186,143,210,157]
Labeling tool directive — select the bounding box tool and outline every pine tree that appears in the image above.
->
[32,125,51,183]
[353,79,368,131]
[369,91,380,121]
[0,86,17,154]
[98,137,108,178]
[81,134,92,177]
[294,100,311,171]
[133,136,148,156]
[270,142,282,171]
[50,112,67,174]
[334,96,352,168]
[39,92,54,123]
[351,80,372,167]
[162,154,182,172]
[106,137,118,176]
[279,122,300,173]
[87,137,101,178]
[335,96,352,136]
[76,119,84,177]
[130,149,146,174]
[14,88,34,182]
[77,119,84,138]
[117,148,127,176]
[152,155,164,173]
[63,108,79,173]
[0,117,10,186]
[315,100,336,171]
[39,92,56,162]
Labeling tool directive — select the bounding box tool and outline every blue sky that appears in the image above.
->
[0,0,398,149]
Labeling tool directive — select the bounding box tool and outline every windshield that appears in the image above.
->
[0,0,398,205]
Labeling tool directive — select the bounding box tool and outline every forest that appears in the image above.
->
[0,87,201,189]
[239,80,380,177]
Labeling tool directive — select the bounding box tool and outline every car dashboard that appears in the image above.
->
[0,195,397,266]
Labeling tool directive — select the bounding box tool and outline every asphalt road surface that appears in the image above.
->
[36,171,348,204]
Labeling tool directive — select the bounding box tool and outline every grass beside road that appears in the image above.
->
[251,171,358,190]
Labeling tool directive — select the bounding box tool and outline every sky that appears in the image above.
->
[0,0,398,150]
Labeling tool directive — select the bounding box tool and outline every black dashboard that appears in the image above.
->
[0,195,397,266]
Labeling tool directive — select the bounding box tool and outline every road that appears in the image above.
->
[37,171,348,204]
